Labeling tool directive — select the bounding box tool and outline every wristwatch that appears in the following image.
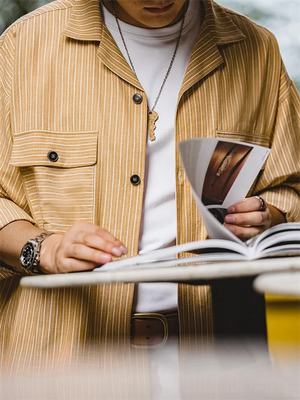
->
[20,232,54,273]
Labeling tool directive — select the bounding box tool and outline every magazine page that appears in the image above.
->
[178,138,270,243]
[255,231,300,255]
[96,238,249,272]
[97,253,246,273]
[246,222,300,248]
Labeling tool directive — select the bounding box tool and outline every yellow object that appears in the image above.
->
[265,294,300,362]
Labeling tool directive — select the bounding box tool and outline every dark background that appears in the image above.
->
[0,1,49,32]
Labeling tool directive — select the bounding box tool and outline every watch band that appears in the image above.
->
[32,232,55,272]
[20,231,54,273]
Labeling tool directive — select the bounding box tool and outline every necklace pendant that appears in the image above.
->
[148,110,159,141]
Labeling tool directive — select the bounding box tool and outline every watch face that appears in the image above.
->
[20,243,36,269]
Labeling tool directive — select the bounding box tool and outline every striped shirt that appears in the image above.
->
[0,0,299,370]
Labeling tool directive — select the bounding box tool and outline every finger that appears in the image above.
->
[227,197,262,214]
[74,231,126,257]
[56,257,99,274]
[93,227,123,245]
[66,244,113,264]
[69,221,127,254]
[225,224,264,241]
[224,211,267,227]
[71,221,124,246]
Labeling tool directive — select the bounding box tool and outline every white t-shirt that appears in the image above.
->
[102,1,201,313]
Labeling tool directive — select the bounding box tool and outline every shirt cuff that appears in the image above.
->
[0,261,32,279]
[0,198,36,230]
[258,187,300,223]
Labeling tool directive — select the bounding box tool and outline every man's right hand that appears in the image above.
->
[40,221,128,274]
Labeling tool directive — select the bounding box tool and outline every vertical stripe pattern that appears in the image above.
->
[0,0,299,369]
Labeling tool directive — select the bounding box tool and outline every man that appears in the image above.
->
[0,0,299,369]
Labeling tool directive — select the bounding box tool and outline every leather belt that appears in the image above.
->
[131,312,179,348]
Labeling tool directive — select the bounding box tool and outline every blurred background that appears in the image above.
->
[0,0,299,90]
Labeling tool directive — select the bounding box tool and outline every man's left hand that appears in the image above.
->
[224,197,286,241]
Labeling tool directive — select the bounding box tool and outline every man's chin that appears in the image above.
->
[138,13,179,29]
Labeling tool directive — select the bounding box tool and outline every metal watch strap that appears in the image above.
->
[33,232,54,246]
[32,232,55,271]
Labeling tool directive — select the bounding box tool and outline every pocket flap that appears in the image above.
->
[10,130,98,168]
[216,131,270,147]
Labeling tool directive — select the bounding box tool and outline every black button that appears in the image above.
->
[133,94,143,104]
[130,174,141,186]
[47,151,59,162]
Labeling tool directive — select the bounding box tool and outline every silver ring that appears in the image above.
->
[254,196,266,212]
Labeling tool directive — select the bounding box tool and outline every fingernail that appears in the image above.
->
[112,247,123,257]
[101,254,112,263]
[226,226,235,233]
[120,245,128,254]
[225,215,235,223]
[227,206,235,213]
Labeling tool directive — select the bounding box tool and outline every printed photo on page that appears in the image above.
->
[178,138,270,242]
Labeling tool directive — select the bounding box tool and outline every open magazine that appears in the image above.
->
[96,138,300,272]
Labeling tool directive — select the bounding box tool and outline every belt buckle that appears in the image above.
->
[131,313,169,349]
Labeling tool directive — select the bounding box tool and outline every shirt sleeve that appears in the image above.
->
[253,63,300,222]
[0,32,36,228]
[0,29,37,278]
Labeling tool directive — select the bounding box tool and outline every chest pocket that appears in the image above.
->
[216,131,271,148]
[10,130,98,168]
[10,130,98,231]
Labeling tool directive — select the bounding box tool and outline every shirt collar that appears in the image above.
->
[62,0,103,41]
[202,0,246,44]
[62,0,246,92]
[62,0,246,45]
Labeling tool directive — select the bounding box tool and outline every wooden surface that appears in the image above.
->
[20,257,300,289]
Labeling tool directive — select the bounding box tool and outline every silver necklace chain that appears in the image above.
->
[109,0,187,112]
